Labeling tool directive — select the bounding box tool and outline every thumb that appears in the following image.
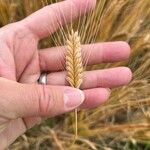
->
[0,78,85,119]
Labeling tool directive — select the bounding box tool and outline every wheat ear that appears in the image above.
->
[66,29,83,141]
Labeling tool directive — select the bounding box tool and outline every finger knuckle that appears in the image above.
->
[38,85,55,116]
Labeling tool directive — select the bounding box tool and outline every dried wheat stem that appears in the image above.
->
[66,29,83,141]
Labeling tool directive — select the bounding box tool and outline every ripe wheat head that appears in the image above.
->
[66,30,83,89]
[66,29,83,141]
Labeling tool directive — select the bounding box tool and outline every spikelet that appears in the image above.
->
[66,30,83,89]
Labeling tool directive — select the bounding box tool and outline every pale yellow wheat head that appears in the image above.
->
[66,29,84,142]
[66,30,83,89]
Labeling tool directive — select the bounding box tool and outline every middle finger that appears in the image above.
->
[47,67,132,89]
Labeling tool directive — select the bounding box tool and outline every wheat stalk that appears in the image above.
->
[66,29,83,141]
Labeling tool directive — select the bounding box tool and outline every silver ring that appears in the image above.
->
[38,73,47,85]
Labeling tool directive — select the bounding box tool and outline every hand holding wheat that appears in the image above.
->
[0,0,132,148]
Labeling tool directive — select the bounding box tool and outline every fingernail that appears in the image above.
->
[64,89,85,110]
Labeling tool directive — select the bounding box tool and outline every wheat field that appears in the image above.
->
[0,0,150,149]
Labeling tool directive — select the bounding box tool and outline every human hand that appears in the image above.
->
[0,0,132,148]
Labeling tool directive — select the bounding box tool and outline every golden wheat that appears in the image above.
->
[66,29,83,141]
[66,30,83,89]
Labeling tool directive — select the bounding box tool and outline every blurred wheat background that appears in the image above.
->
[0,0,150,149]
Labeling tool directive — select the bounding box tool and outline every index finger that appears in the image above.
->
[21,0,96,39]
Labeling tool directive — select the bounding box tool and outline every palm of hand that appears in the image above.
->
[0,23,42,146]
[0,23,40,82]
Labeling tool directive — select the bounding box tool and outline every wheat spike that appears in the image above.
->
[66,30,83,89]
[66,30,83,141]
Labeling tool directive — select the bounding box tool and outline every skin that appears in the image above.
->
[0,0,132,148]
